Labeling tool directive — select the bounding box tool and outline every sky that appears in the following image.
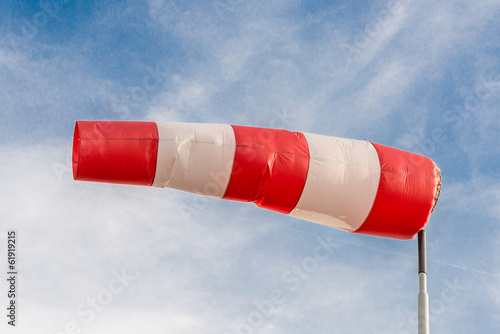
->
[0,0,499,333]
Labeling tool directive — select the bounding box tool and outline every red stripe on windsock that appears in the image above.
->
[223,125,310,214]
[354,143,441,239]
[73,121,159,186]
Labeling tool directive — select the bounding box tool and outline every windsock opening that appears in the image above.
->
[72,121,160,186]
[72,122,80,181]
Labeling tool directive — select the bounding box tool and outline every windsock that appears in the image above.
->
[72,121,441,240]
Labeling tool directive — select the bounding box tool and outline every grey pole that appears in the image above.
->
[418,230,429,334]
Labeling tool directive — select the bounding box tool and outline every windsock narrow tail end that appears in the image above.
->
[353,143,442,240]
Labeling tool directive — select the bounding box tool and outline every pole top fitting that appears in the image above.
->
[418,230,427,274]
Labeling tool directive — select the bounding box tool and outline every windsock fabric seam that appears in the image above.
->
[377,169,438,180]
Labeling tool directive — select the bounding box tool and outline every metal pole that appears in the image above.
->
[418,230,429,334]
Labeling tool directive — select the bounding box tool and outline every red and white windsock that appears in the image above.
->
[73,121,441,240]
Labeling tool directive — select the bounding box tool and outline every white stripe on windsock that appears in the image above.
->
[152,122,236,198]
[289,133,381,232]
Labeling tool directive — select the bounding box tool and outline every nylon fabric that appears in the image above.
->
[223,125,310,214]
[72,121,159,186]
[354,143,441,239]
[289,133,381,231]
[152,123,236,198]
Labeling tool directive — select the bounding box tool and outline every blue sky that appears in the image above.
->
[1,0,499,333]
